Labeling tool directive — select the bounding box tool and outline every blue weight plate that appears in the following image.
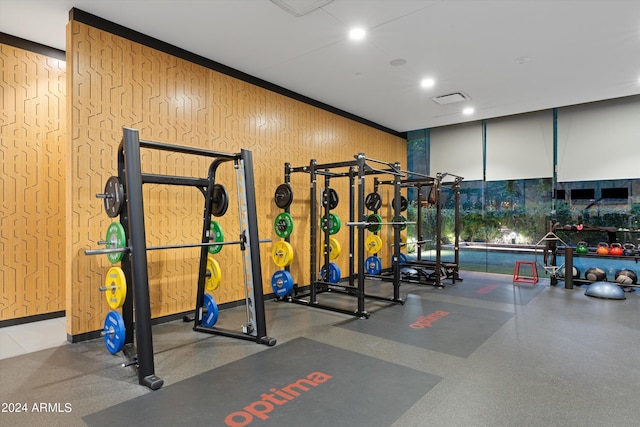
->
[271,270,294,297]
[320,262,341,283]
[399,253,407,264]
[365,256,382,275]
[103,310,126,355]
[202,293,219,327]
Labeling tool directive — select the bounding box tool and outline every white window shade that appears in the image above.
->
[430,122,483,181]
[558,96,640,181]
[486,111,553,181]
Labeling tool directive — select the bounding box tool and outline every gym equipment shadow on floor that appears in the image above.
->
[335,293,514,358]
[83,337,441,427]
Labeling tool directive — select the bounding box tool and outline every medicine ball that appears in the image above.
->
[561,266,580,279]
[585,267,606,282]
[614,269,637,285]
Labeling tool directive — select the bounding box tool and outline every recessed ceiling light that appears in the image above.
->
[390,59,407,66]
[420,78,435,88]
[349,27,366,41]
[463,107,475,115]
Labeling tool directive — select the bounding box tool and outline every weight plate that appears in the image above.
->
[104,266,127,309]
[365,235,383,254]
[274,183,293,209]
[322,188,339,210]
[274,212,294,239]
[271,270,294,298]
[272,241,294,267]
[211,184,229,217]
[208,221,224,254]
[103,176,124,218]
[320,213,341,235]
[399,215,407,231]
[366,214,382,233]
[365,192,382,212]
[103,310,126,355]
[365,256,382,275]
[202,293,219,327]
[328,237,342,260]
[320,262,341,284]
[105,222,126,264]
[205,257,222,291]
[392,195,409,212]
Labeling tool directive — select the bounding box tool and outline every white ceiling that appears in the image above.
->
[2,0,640,133]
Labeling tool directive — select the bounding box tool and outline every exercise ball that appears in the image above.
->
[614,269,637,285]
[584,281,626,300]
[585,267,606,282]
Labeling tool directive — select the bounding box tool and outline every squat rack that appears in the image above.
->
[281,153,405,318]
[86,127,274,390]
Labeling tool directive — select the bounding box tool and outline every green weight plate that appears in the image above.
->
[208,221,224,254]
[274,212,294,239]
[399,215,407,231]
[105,222,126,264]
[321,213,341,235]
[366,214,382,233]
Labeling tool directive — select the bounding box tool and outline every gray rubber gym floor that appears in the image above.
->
[1,271,639,427]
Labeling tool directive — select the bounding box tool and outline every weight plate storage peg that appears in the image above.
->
[328,237,342,260]
[205,257,222,291]
[365,192,382,212]
[208,221,225,254]
[105,222,127,264]
[272,241,294,267]
[366,214,382,232]
[202,293,219,327]
[321,213,341,235]
[274,212,294,239]
[365,256,382,275]
[320,262,341,284]
[103,266,127,309]
[103,310,126,355]
[365,235,383,254]
[322,188,339,210]
[271,270,294,297]
[211,184,229,217]
[274,183,293,209]
[102,176,125,218]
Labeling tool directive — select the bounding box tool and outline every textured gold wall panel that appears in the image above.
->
[0,44,66,321]
[67,21,406,336]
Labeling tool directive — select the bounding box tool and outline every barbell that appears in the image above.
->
[85,238,272,256]
[345,220,416,227]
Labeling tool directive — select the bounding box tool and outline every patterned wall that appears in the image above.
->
[67,21,406,336]
[0,43,66,321]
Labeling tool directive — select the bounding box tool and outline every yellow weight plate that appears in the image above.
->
[205,257,222,291]
[272,241,294,267]
[365,235,383,254]
[104,266,127,309]
[328,237,341,260]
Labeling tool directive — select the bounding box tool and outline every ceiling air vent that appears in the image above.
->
[431,92,470,105]
[271,0,334,17]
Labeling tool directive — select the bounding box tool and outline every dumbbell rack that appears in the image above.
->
[282,153,405,319]
[102,127,273,390]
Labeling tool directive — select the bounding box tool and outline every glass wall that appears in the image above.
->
[405,177,640,275]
